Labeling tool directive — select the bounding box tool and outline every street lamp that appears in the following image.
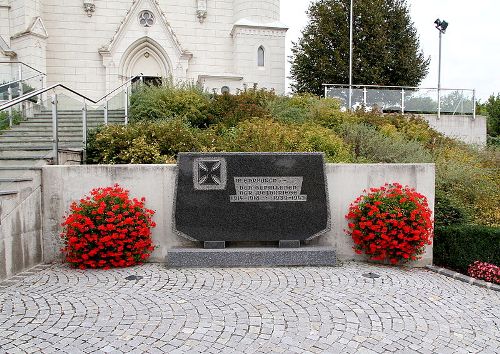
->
[434,18,448,119]
[348,0,353,111]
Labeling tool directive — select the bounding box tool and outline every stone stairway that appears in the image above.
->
[0,109,125,166]
[0,109,126,239]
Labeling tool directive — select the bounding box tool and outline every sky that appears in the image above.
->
[280,0,500,101]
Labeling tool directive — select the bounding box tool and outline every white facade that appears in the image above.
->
[0,0,287,97]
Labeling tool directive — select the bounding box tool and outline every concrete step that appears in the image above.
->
[0,148,52,158]
[31,114,125,119]
[0,143,82,150]
[36,110,125,114]
[0,136,82,142]
[8,127,87,133]
[21,118,124,124]
[0,168,42,221]
[15,121,123,128]
[0,156,51,167]
[1,131,85,137]
[0,178,35,192]
[0,177,34,182]
[0,167,42,194]
[0,190,18,196]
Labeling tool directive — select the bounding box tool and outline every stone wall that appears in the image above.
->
[421,114,487,146]
[42,163,435,267]
[0,170,43,281]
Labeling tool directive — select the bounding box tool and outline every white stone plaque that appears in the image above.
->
[230,176,307,203]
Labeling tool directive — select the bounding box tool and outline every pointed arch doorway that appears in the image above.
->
[121,37,171,86]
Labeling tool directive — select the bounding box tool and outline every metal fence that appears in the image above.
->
[323,84,476,118]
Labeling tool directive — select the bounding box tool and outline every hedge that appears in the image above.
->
[433,225,500,273]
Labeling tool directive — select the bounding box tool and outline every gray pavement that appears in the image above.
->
[0,263,499,354]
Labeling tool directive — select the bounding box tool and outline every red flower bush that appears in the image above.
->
[345,183,433,264]
[61,184,156,269]
[467,261,500,284]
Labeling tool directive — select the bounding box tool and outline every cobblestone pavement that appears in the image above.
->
[0,263,499,354]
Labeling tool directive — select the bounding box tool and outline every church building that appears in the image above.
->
[0,0,287,98]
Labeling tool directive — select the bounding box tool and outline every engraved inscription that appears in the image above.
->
[193,157,227,190]
[230,177,307,203]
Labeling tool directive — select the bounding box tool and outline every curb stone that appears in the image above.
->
[426,265,500,292]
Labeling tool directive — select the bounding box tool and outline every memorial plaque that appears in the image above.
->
[173,152,330,244]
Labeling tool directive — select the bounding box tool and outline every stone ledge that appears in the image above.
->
[166,246,336,268]
[426,265,500,292]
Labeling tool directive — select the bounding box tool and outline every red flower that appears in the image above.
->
[467,261,499,284]
[60,184,156,270]
[345,183,433,265]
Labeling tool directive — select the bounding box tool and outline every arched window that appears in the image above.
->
[257,46,265,67]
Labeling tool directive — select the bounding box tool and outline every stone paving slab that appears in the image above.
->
[0,262,499,354]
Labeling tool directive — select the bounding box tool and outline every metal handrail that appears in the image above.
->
[0,75,142,111]
[0,75,142,165]
[322,83,475,92]
[0,61,45,76]
[0,73,46,90]
[324,83,476,119]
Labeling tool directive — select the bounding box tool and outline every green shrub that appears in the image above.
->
[213,118,352,162]
[434,189,471,227]
[149,119,205,157]
[86,124,144,164]
[336,123,433,163]
[116,136,166,164]
[267,96,310,124]
[434,145,500,226]
[0,110,22,131]
[209,89,273,127]
[268,95,345,127]
[86,119,203,164]
[129,82,211,126]
[488,135,500,148]
[433,225,500,273]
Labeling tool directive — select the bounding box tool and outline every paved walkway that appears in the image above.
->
[0,263,499,354]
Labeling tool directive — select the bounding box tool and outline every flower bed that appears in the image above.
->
[346,183,433,264]
[61,184,156,269]
[467,261,500,284]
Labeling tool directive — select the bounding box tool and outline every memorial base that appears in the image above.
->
[166,246,336,268]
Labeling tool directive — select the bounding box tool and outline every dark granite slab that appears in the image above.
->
[166,247,337,267]
[173,152,330,243]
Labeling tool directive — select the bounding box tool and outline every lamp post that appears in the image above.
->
[434,18,448,119]
[348,0,353,111]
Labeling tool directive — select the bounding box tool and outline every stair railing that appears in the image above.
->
[0,73,47,125]
[0,75,142,164]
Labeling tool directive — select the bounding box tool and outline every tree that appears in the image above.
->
[484,93,500,137]
[290,0,430,96]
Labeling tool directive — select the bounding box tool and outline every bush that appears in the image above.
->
[433,225,500,273]
[267,96,310,124]
[0,110,22,131]
[60,184,156,269]
[214,118,352,162]
[337,123,433,163]
[86,119,203,164]
[434,190,471,227]
[208,89,274,127]
[130,82,211,126]
[434,145,500,226]
[345,183,433,264]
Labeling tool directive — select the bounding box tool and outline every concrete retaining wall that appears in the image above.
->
[42,163,435,267]
[421,114,487,146]
[0,170,43,281]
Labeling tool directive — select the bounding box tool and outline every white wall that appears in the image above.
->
[28,0,287,97]
[42,163,435,267]
[0,170,43,281]
[421,114,487,146]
